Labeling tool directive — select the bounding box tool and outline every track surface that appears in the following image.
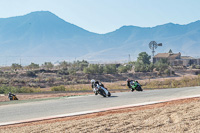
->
[1,86,200,125]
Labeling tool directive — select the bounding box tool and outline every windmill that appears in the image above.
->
[149,41,162,61]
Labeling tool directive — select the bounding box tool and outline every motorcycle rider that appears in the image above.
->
[127,79,133,88]
[91,79,107,95]
[91,79,111,97]
[91,79,99,95]
[127,79,139,91]
[8,92,18,100]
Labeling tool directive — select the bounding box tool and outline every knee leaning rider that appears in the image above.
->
[91,79,99,95]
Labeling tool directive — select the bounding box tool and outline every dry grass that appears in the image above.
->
[63,75,200,91]
[140,75,200,90]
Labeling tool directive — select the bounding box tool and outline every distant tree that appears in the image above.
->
[83,67,90,74]
[134,62,146,72]
[155,59,169,73]
[128,61,136,65]
[71,60,89,71]
[68,67,77,75]
[28,63,39,70]
[137,52,151,65]
[77,60,89,71]
[42,62,54,70]
[168,49,173,54]
[157,58,168,64]
[103,64,117,74]
[149,63,154,72]
[11,63,22,70]
[117,65,132,73]
[57,61,69,75]
[83,64,103,74]
[59,61,69,70]
[134,52,152,72]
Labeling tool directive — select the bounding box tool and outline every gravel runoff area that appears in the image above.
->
[0,97,200,133]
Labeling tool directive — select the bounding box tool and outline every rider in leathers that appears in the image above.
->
[127,79,139,91]
[91,79,106,95]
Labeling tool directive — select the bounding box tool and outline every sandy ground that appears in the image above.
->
[0,97,200,133]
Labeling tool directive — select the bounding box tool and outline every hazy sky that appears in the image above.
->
[0,0,200,33]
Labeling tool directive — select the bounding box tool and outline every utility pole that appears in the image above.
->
[128,54,131,62]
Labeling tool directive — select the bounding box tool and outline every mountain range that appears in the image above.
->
[0,11,200,65]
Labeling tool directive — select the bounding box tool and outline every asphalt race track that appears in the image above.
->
[1,86,200,125]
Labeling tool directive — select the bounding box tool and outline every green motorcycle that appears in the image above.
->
[130,81,143,92]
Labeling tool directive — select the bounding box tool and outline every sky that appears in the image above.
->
[0,0,200,34]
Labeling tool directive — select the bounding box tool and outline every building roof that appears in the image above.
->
[181,56,194,59]
[154,53,170,58]
[170,54,180,59]
[154,53,181,59]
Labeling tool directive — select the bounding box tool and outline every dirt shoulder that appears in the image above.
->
[1,97,200,133]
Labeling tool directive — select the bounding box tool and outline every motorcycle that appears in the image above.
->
[130,81,143,92]
[9,94,18,100]
[95,84,111,97]
[12,95,18,100]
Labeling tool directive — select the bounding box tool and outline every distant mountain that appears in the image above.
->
[0,11,200,65]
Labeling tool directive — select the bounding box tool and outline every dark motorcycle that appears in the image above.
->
[9,94,18,100]
[12,95,18,100]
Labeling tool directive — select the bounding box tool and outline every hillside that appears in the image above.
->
[0,11,200,65]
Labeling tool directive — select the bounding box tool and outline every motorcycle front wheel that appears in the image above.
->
[108,92,111,97]
[136,86,143,91]
[99,89,107,97]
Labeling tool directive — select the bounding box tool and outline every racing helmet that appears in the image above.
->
[91,79,95,83]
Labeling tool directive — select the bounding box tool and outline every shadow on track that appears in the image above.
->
[109,96,118,98]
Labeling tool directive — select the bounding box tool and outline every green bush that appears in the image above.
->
[196,65,200,69]
[0,70,3,75]
[11,63,22,70]
[134,62,153,72]
[164,69,170,75]
[68,68,77,75]
[83,64,103,74]
[51,85,66,91]
[57,69,69,75]
[117,65,131,73]
[28,63,40,69]
[103,64,117,74]
[26,71,37,77]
